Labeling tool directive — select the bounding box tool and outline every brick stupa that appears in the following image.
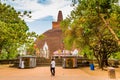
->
[52,10,63,29]
[35,11,64,57]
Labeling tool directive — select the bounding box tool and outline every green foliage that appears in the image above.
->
[26,43,35,55]
[93,38,119,58]
[93,37,119,68]
[80,46,93,59]
[0,53,7,60]
[112,52,120,59]
[0,53,18,60]
[0,2,36,59]
[61,0,120,69]
[7,52,18,59]
[0,3,28,45]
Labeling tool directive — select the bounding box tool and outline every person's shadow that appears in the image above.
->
[51,75,55,80]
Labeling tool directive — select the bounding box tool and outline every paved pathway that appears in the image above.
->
[0,65,113,80]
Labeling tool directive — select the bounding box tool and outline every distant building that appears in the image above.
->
[35,11,64,58]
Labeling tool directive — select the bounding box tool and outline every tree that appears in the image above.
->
[25,32,40,55]
[93,37,119,69]
[61,0,120,69]
[0,2,33,59]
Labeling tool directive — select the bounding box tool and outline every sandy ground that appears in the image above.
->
[0,64,120,80]
[80,66,120,78]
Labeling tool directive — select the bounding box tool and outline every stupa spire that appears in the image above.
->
[57,10,63,22]
[52,10,63,29]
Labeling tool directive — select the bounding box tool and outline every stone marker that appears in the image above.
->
[108,67,116,79]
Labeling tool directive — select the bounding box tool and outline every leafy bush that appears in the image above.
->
[0,53,8,60]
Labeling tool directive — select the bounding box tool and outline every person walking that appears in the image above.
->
[50,58,56,76]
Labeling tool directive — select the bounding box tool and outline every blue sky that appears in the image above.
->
[2,0,74,35]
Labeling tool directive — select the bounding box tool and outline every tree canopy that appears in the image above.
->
[61,0,120,69]
[0,2,35,59]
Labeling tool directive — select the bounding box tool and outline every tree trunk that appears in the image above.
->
[100,15,120,44]
[104,59,109,66]
[100,58,105,70]
[96,56,104,69]
[104,55,109,66]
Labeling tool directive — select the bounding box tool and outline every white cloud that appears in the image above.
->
[5,0,74,22]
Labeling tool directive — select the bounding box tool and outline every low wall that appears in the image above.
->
[0,58,119,67]
[0,59,18,64]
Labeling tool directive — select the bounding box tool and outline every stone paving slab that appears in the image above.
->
[0,65,113,80]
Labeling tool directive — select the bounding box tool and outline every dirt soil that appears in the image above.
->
[0,64,120,80]
[80,66,120,78]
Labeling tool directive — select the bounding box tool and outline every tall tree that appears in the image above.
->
[61,0,120,69]
[0,3,29,55]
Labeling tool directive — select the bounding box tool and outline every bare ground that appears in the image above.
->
[0,64,120,80]
[79,66,120,78]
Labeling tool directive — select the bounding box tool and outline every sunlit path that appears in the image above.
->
[0,65,110,80]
